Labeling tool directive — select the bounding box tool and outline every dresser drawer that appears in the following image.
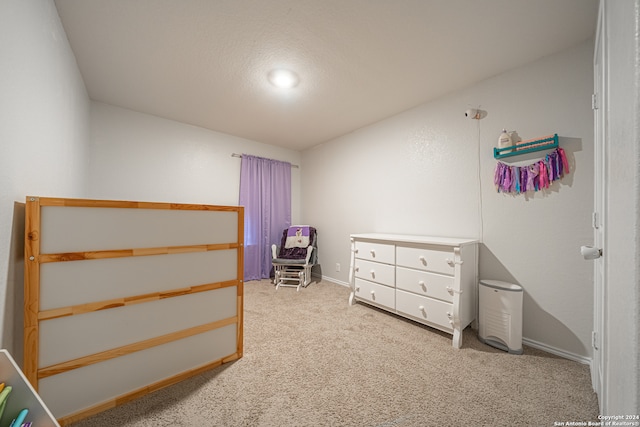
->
[354,278,395,309]
[396,290,453,331]
[354,241,395,264]
[396,267,454,303]
[354,259,395,287]
[396,245,454,275]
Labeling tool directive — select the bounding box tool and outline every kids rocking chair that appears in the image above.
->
[271,226,317,291]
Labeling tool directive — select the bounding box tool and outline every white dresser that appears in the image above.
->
[349,233,478,348]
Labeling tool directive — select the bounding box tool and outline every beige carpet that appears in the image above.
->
[70,279,599,426]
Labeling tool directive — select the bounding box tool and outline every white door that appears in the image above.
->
[591,2,607,412]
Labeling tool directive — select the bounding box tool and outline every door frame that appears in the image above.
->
[592,0,608,413]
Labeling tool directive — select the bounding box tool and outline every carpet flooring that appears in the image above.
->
[69,279,599,426]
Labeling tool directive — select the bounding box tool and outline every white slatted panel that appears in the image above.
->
[40,249,237,310]
[40,207,238,253]
[26,198,243,422]
[39,287,237,367]
[38,325,237,418]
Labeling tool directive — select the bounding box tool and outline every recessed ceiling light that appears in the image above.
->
[268,69,300,89]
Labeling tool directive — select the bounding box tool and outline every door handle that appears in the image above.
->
[581,245,602,260]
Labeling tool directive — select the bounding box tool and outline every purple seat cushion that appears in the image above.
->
[278,227,316,260]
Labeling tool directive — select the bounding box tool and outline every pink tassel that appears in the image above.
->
[539,161,547,189]
[558,148,570,174]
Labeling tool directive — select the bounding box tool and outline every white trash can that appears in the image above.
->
[478,280,523,354]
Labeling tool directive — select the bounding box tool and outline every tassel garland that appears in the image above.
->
[494,148,569,194]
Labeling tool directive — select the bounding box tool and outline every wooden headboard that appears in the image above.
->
[24,197,244,425]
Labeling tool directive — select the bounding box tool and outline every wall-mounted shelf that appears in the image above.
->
[494,134,558,159]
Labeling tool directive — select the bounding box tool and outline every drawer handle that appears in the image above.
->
[447,311,454,325]
[355,267,360,272]
[370,270,375,278]
[418,305,425,311]
[446,258,463,266]
[370,249,376,257]
[355,287,360,292]
[370,290,376,300]
[418,280,426,290]
[446,286,463,295]
[418,255,426,265]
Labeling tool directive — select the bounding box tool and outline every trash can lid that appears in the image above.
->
[479,280,522,292]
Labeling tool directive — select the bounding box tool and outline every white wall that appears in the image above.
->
[602,0,640,415]
[302,41,595,360]
[88,102,302,221]
[0,0,90,361]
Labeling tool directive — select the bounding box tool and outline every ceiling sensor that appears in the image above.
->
[268,69,300,88]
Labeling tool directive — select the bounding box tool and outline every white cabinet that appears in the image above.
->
[349,234,478,348]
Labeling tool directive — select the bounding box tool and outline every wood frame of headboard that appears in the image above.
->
[24,197,244,425]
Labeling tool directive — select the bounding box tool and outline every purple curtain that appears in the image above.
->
[239,154,291,281]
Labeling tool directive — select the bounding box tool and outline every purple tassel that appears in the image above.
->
[495,148,569,194]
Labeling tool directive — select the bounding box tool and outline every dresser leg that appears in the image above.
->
[452,328,462,349]
[348,291,356,306]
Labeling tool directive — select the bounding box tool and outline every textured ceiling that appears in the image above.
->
[54,0,598,151]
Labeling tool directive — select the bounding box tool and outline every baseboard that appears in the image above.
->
[522,337,592,366]
[313,274,349,288]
